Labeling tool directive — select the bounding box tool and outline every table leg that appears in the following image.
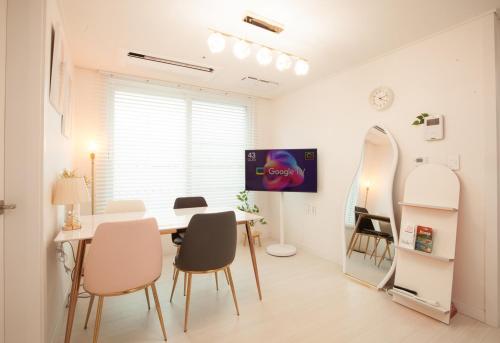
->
[64,240,87,343]
[245,221,262,300]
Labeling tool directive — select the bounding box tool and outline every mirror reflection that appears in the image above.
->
[344,126,398,288]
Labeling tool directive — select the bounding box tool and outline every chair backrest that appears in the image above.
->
[176,211,236,272]
[104,199,146,214]
[173,196,207,209]
[84,218,162,295]
[354,206,375,231]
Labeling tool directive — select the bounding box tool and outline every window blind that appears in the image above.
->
[93,74,255,213]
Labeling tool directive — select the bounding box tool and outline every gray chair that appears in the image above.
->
[171,197,228,293]
[169,211,239,332]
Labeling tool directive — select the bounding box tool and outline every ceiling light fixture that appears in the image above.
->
[207,32,225,53]
[256,46,273,65]
[294,59,310,76]
[207,29,309,76]
[276,53,292,71]
[233,39,251,59]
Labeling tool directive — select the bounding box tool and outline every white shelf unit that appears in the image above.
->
[396,246,454,262]
[392,164,460,324]
[398,201,457,212]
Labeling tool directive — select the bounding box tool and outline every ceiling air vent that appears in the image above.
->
[127,52,214,73]
[241,76,279,87]
[243,14,283,33]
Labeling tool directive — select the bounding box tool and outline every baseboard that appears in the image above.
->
[452,299,485,323]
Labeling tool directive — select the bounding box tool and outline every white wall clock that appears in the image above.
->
[369,86,394,111]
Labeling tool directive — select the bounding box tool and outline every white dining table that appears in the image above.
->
[55,207,264,343]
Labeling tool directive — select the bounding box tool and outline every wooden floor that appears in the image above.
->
[55,240,500,343]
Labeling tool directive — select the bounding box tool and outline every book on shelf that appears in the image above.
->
[415,226,433,253]
[399,224,417,249]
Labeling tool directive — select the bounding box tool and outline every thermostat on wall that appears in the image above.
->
[424,115,444,141]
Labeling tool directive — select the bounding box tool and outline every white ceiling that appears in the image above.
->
[60,0,500,99]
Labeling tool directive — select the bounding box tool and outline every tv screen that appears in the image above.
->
[245,149,318,192]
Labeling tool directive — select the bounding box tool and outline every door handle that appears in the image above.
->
[0,200,16,215]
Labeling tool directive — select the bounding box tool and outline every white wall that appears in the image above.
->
[266,13,499,325]
[43,0,75,342]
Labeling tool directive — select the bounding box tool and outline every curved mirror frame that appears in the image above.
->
[342,125,398,289]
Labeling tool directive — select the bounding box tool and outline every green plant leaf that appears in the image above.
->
[412,120,420,125]
[421,113,429,117]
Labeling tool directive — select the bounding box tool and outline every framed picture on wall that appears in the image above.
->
[61,62,72,138]
[49,24,64,114]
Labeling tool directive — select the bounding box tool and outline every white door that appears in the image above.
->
[0,0,6,341]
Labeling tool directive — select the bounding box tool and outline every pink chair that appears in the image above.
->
[83,218,167,342]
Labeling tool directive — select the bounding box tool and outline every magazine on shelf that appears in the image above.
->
[415,226,433,253]
[399,224,417,249]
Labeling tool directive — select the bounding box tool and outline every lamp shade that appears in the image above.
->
[52,177,90,205]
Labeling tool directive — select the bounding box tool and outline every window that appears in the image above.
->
[94,75,255,213]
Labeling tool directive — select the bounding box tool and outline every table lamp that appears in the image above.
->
[53,176,90,230]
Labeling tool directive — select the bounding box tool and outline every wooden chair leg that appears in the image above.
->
[223,268,230,285]
[151,283,168,341]
[93,296,104,343]
[183,272,187,296]
[243,233,247,246]
[378,244,389,267]
[370,238,381,263]
[358,233,363,251]
[349,234,360,257]
[184,273,192,332]
[84,295,95,329]
[387,241,393,260]
[226,267,240,316]
[257,234,262,247]
[170,268,180,302]
[214,271,219,291]
[347,233,357,257]
[363,236,371,259]
[145,287,151,310]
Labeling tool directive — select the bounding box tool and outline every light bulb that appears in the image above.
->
[256,46,273,65]
[364,181,371,189]
[275,53,292,71]
[207,32,225,53]
[294,59,309,75]
[88,140,98,154]
[233,39,251,59]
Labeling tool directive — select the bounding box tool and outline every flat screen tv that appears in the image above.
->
[245,149,317,192]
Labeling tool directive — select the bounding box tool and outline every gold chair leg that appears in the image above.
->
[170,268,180,302]
[151,283,168,341]
[223,268,229,285]
[184,272,187,296]
[93,296,104,343]
[387,241,393,259]
[226,267,240,316]
[145,287,151,310]
[378,245,389,267]
[184,273,192,332]
[84,295,95,329]
[215,271,219,291]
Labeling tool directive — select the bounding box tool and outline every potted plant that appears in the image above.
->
[236,190,266,246]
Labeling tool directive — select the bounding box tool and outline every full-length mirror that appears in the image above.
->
[343,126,398,288]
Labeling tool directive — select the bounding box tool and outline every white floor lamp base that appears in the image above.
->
[266,243,297,257]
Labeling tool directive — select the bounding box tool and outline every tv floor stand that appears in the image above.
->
[266,192,297,257]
